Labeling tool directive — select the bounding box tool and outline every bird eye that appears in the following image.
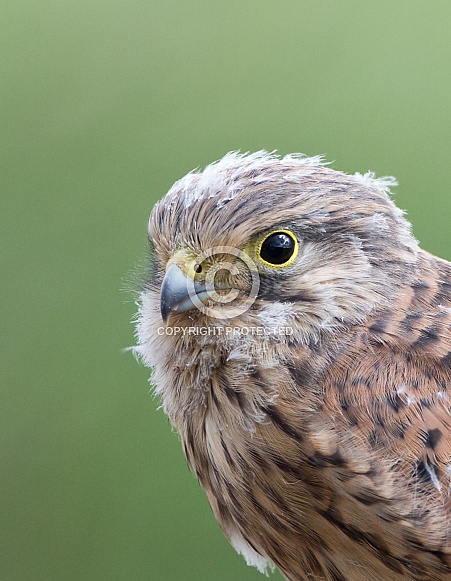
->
[258,230,298,268]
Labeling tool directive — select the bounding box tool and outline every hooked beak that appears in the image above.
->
[160,263,208,322]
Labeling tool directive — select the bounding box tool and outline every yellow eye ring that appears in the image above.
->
[256,230,299,269]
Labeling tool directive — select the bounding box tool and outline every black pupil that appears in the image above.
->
[260,232,295,265]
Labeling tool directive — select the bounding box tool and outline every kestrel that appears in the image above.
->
[135,151,451,580]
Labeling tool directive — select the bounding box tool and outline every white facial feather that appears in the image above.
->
[256,301,295,328]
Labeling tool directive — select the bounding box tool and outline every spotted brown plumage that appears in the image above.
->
[134,151,451,580]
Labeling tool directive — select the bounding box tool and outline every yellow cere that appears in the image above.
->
[166,248,200,281]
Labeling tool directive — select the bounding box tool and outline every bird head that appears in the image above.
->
[135,151,419,420]
[142,151,417,334]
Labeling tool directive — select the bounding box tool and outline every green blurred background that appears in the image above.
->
[2,1,450,580]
